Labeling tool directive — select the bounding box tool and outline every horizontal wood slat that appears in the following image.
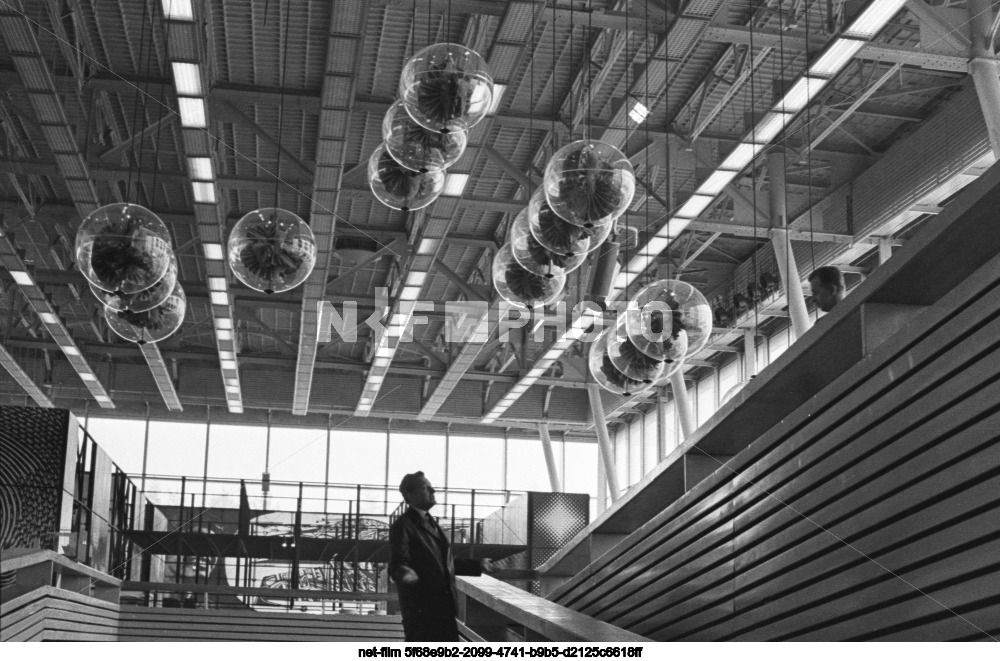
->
[550,248,1000,640]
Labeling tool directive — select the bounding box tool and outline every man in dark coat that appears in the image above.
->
[389,472,493,642]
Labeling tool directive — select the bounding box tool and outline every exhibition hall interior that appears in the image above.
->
[1,0,998,642]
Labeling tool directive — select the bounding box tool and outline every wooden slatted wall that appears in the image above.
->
[548,254,1000,641]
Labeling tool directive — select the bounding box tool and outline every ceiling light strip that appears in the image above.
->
[0,341,53,407]
[163,7,242,413]
[292,6,369,416]
[138,343,182,411]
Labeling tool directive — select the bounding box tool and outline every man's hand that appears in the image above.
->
[398,567,419,585]
[480,558,496,573]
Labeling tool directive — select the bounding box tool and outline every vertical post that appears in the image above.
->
[878,237,893,265]
[969,0,1000,158]
[656,387,668,461]
[383,422,391,516]
[537,422,562,492]
[324,416,331,519]
[669,370,696,440]
[141,404,150,493]
[201,406,211,532]
[470,489,477,548]
[586,384,621,502]
[744,329,757,379]
[768,149,811,341]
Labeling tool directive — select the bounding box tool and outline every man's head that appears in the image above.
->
[808,266,846,313]
[399,471,436,511]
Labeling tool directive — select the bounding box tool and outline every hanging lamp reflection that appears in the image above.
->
[227,207,317,295]
[75,203,173,296]
[399,43,494,134]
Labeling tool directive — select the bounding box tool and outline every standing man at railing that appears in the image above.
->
[389,472,494,642]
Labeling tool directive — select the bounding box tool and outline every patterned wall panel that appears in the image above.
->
[0,406,71,552]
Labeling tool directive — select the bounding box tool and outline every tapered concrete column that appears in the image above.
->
[656,386,669,460]
[969,0,1000,158]
[668,369,696,440]
[587,384,621,502]
[744,329,757,378]
[768,149,811,340]
[537,422,562,492]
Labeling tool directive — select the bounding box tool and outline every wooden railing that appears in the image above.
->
[457,576,650,643]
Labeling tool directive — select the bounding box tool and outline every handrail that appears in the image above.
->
[456,576,649,643]
[121,580,395,602]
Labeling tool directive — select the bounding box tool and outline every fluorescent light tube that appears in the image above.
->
[718,142,764,171]
[405,271,427,287]
[399,285,422,300]
[220,359,237,370]
[80,373,97,381]
[161,0,194,20]
[843,0,907,40]
[417,238,440,255]
[215,317,233,330]
[225,377,239,386]
[210,291,229,306]
[192,181,216,203]
[216,329,233,341]
[219,351,235,361]
[95,395,111,403]
[9,270,33,286]
[776,76,828,113]
[748,112,791,144]
[178,97,207,127]
[675,195,715,219]
[696,169,739,197]
[203,243,224,260]
[39,312,58,324]
[486,83,506,115]
[63,346,81,356]
[628,100,649,124]
[373,357,392,368]
[810,38,865,77]
[208,277,227,291]
[171,62,202,95]
[442,173,469,196]
[188,157,213,180]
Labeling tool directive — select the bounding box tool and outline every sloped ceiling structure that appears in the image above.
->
[0,0,994,440]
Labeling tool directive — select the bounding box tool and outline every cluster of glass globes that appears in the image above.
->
[589,279,713,396]
[75,202,186,344]
[227,207,317,294]
[492,140,636,308]
[370,43,494,211]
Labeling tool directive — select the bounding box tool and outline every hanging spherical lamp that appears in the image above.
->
[91,252,178,313]
[75,202,173,295]
[399,43,494,134]
[492,243,565,308]
[624,279,712,363]
[368,143,445,211]
[383,99,467,173]
[105,280,186,345]
[509,208,586,280]
[607,316,668,386]
[543,140,635,228]
[227,207,317,295]
[588,326,654,397]
[527,187,615,257]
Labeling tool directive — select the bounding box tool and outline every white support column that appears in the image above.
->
[587,384,621,502]
[656,386,668,461]
[769,151,811,341]
[968,0,1000,159]
[744,329,757,379]
[669,369,696,440]
[537,422,562,492]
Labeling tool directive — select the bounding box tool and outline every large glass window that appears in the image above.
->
[613,425,627,491]
[769,326,790,363]
[146,421,206,478]
[697,372,716,427]
[719,358,739,403]
[207,424,267,482]
[564,441,597,497]
[266,425,328,486]
[628,417,642,486]
[82,417,146,475]
[662,400,677,454]
[329,430,387,486]
[643,411,658,473]
[506,438,560,492]
[448,435,503,491]
[388,433,445,490]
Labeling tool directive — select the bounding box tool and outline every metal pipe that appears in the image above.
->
[586,384,621,502]
[537,422,562,492]
[669,370,696,440]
